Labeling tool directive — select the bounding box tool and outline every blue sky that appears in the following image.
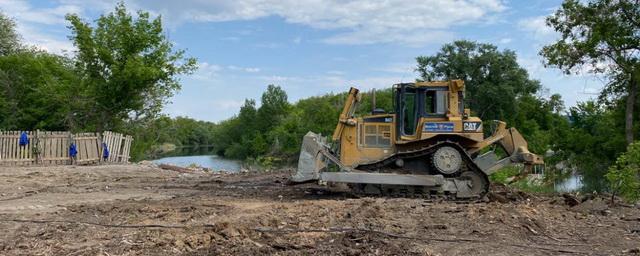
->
[1,0,605,122]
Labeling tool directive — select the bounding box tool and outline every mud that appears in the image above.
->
[0,164,638,255]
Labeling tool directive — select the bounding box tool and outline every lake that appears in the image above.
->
[151,146,241,172]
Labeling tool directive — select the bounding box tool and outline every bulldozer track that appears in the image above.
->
[348,141,490,200]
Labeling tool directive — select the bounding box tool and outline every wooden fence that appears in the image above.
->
[101,131,133,164]
[74,133,101,165]
[39,131,71,165]
[0,131,133,166]
[0,131,36,166]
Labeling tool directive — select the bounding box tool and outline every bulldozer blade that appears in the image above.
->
[290,132,329,183]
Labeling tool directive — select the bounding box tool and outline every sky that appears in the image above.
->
[0,0,606,122]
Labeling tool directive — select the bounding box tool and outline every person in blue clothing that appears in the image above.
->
[19,132,29,146]
[102,143,110,160]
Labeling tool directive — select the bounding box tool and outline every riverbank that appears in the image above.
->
[151,153,294,174]
[0,164,638,255]
[152,155,242,172]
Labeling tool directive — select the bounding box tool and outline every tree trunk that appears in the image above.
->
[625,78,637,145]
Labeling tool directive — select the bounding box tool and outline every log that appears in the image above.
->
[158,164,194,173]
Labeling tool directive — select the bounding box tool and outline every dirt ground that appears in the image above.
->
[0,164,638,255]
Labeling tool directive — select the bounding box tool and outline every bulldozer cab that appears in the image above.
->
[393,80,477,143]
[395,83,459,137]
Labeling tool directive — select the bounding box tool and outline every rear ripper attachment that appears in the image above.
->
[290,80,544,199]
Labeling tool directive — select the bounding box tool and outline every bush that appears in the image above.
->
[605,141,640,203]
[489,166,521,184]
[490,166,555,194]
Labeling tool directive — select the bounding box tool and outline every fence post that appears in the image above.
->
[69,132,74,165]
[35,130,40,165]
[98,131,103,164]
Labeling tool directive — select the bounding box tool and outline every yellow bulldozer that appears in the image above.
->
[291,80,544,199]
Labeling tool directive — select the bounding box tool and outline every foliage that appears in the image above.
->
[126,116,217,160]
[553,101,628,191]
[357,88,394,115]
[541,0,640,144]
[212,85,341,161]
[257,85,290,132]
[416,40,541,124]
[0,51,80,130]
[490,166,556,193]
[66,2,196,131]
[0,12,19,56]
[416,40,568,155]
[209,85,401,162]
[606,141,640,203]
[489,166,520,184]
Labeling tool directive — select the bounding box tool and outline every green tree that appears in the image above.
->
[541,0,640,145]
[257,84,289,132]
[555,101,627,191]
[357,88,394,115]
[0,51,79,130]
[511,94,570,154]
[257,85,290,155]
[0,12,20,55]
[126,115,221,160]
[209,99,260,158]
[238,99,258,134]
[606,141,640,203]
[66,2,196,131]
[416,40,541,124]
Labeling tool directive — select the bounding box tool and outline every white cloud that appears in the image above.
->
[322,75,406,90]
[499,37,512,44]
[517,55,546,79]
[190,62,222,81]
[260,73,405,91]
[227,65,261,73]
[582,87,600,95]
[254,42,281,48]
[323,28,454,47]
[221,36,240,41]
[191,63,264,79]
[116,0,506,46]
[211,99,245,110]
[259,75,301,83]
[517,15,557,43]
[376,62,417,74]
[0,0,83,25]
[0,0,79,54]
[19,28,74,54]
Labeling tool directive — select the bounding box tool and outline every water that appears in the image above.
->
[151,146,241,172]
[554,173,583,192]
[156,146,217,158]
[153,155,241,172]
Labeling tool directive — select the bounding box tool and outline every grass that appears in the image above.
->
[490,166,556,194]
[489,166,520,184]
[510,179,556,194]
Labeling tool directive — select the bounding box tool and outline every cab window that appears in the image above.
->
[425,90,448,115]
[402,92,417,135]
